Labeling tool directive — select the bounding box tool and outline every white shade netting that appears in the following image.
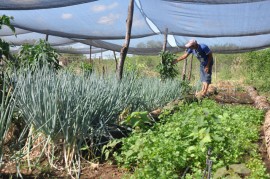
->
[1,0,270,54]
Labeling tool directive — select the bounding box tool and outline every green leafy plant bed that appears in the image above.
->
[114,99,269,178]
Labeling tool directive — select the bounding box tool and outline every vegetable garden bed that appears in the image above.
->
[0,80,270,178]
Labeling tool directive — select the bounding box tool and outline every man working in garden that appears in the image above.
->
[173,39,213,97]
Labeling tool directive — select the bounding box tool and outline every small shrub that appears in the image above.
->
[156,51,178,80]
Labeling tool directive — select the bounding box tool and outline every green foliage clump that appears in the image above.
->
[80,61,93,74]
[114,100,267,178]
[0,15,15,60]
[244,49,270,92]
[16,40,60,70]
[157,51,178,80]
[120,111,151,131]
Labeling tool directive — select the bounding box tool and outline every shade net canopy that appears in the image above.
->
[138,0,270,37]
[0,26,30,36]
[10,43,107,55]
[161,0,267,4]
[2,32,75,46]
[1,0,270,54]
[0,0,155,39]
[76,34,181,55]
[175,34,270,53]
[54,43,107,55]
[0,0,98,10]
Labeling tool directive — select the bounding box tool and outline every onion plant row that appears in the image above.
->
[13,68,188,172]
[0,75,17,164]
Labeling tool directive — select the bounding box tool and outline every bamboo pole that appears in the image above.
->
[117,0,134,80]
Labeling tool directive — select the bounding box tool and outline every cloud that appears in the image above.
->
[91,2,118,13]
[98,13,120,25]
[133,18,146,28]
[61,13,73,19]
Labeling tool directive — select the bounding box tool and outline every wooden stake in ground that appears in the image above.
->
[117,0,134,80]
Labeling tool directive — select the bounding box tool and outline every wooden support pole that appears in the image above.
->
[100,48,103,60]
[161,28,168,65]
[215,57,217,83]
[45,34,49,41]
[117,0,134,80]
[182,58,187,81]
[113,51,118,72]
[89,46,92,63]
[102,66,105,78]
[162,28,168,52]
[188,54,193,81]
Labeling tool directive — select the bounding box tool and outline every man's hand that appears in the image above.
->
[204,66,209,73]
[172,59,178,64]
